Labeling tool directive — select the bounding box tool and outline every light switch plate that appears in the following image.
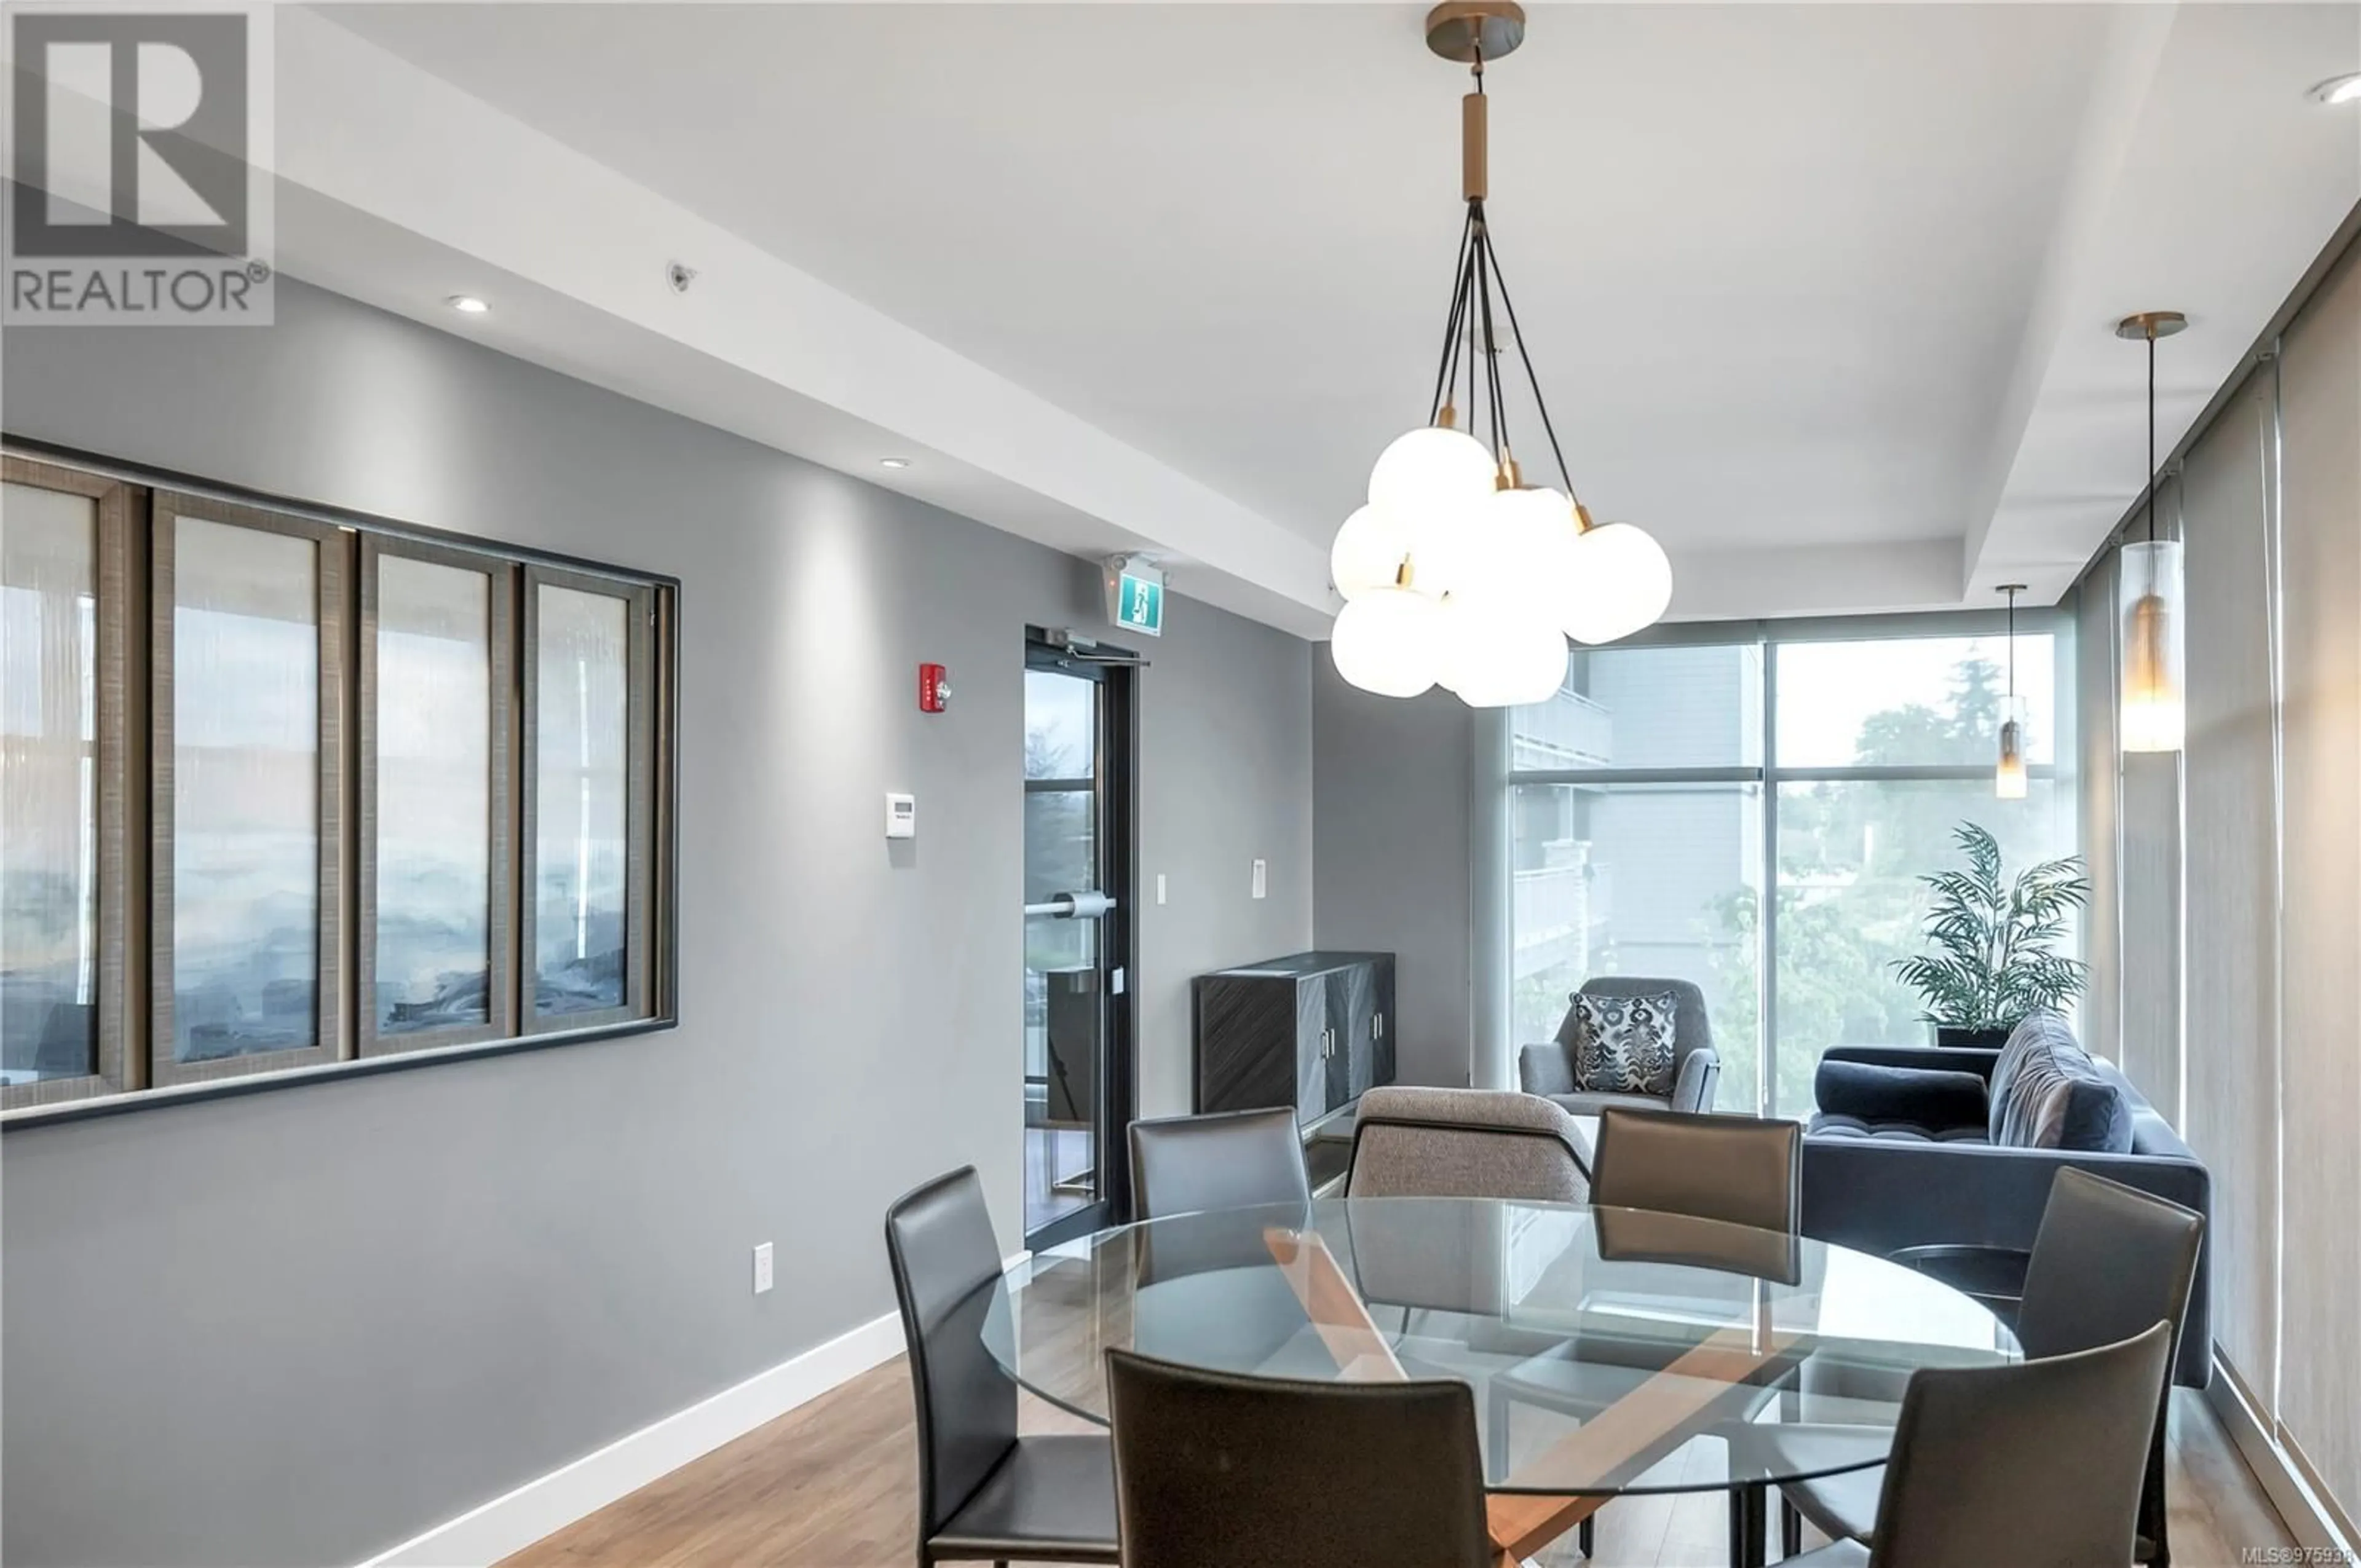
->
[1251,859,1267,899]
[1156,873,1168,905]
[753,1242,775,1295]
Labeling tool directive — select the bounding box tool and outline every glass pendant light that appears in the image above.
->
[1331,584,1444,698]
[1995,584,2028,800]
[1329,2,1672,704]
[2117,311,2186,754]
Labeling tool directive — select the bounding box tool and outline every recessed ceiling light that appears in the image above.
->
[446,294,489,315]
[879,457,911,470]
[2309,72,2361,106]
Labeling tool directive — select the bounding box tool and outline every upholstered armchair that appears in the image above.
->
[1517,977,1720,1116]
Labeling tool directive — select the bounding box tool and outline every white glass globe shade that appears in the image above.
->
[1458,486,1580,613]
[1329,504,1415,602]
[1330,587,1442,699]
[1560,521,1674,645]
[1367,425,1497,524]
[1436,599,1568,707]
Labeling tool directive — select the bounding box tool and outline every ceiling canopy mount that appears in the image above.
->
[1423,0,1527,65]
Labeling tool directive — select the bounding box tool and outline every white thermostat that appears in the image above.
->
[885,792,916,839]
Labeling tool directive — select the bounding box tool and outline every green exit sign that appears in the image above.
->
[1110,560,1165,637]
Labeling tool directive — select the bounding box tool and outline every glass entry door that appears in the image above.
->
[1022,643,1131,1248]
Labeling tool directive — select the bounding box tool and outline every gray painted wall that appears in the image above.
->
[1309,663,1474,1089]
[0,278,1311,1568]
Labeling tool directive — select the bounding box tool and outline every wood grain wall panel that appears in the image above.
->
[2178,370,2279,1398]
[2276,243,2361,1526]
[2075,555,2121,1068]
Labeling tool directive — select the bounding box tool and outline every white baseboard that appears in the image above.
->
[357,1251,1035,1568]
[355,1308,904,1567]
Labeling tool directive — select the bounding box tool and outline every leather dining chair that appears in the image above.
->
[1589,1106,1801,1234]
[1105,1348,1497,1568]
[1779,1322,2174,1568]
[1774,1167,2204,1565]
[1129,1107,1311,1220]
[1522,1106,1799,1560]
[884,1167,1120,1567]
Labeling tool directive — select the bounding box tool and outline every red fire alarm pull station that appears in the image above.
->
[919,663,951,713]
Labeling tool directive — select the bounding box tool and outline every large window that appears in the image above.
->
[0,449,677,1116]
[1510,621,2073,1118]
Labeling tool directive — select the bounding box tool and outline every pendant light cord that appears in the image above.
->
[1485,237,1581,508]
[1465,243,1481,439]
[1426,208,1478,425]
[1417,45,1587,504]
[2006,589,2016,699]
[2146,329,2158,545]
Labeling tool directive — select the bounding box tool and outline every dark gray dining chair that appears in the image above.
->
[1775,1167,2204,1564]
[1779,1322,2174,1568]
[1105,1348,1496,1568]
[884,1167,1119,1566]
[1589,1106,1801,1234]
[1129,1107,1311,1220]
[1503,1106,1801,1560]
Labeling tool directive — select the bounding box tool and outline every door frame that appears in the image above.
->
[1022,631,1140,1249]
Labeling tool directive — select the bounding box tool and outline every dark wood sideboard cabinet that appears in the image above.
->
[1192,951,1396,1128]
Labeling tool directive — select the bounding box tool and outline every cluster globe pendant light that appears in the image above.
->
[2116,310,2187,753]
[1330,1,1672,705]
[1995,584,2029,800]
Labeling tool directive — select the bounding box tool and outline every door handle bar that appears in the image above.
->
[1024,891,1118,919]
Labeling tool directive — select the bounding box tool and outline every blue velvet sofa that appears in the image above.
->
[1798,1014,2213,1388]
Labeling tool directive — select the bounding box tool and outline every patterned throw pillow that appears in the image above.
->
[1570,991,1679,1097]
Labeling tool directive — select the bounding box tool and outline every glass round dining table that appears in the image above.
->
[984,1197,2019,1566]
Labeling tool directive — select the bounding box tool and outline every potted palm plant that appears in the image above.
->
[1893,822,2090,1049]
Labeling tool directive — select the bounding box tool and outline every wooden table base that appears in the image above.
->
[1264,1226,1795,1567]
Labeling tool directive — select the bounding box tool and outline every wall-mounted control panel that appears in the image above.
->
[885,792,916,839]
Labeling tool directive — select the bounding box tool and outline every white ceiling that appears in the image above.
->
[232,5,2361,630]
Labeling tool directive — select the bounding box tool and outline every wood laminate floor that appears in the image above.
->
[500,1361,2296,1568]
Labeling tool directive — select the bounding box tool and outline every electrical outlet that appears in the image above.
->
[1251,859,1268,900]
[752,1242,774,1296]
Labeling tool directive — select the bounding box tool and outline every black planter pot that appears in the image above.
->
[1934,1024,2014,1051]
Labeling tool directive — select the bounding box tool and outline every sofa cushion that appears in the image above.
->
[1987,1013,2051,1140]
[1988,1012,2134,1152]
[1814,1060,1989,1130]
[1570,990,1679,1096]
[1808,1113,1993,1144]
